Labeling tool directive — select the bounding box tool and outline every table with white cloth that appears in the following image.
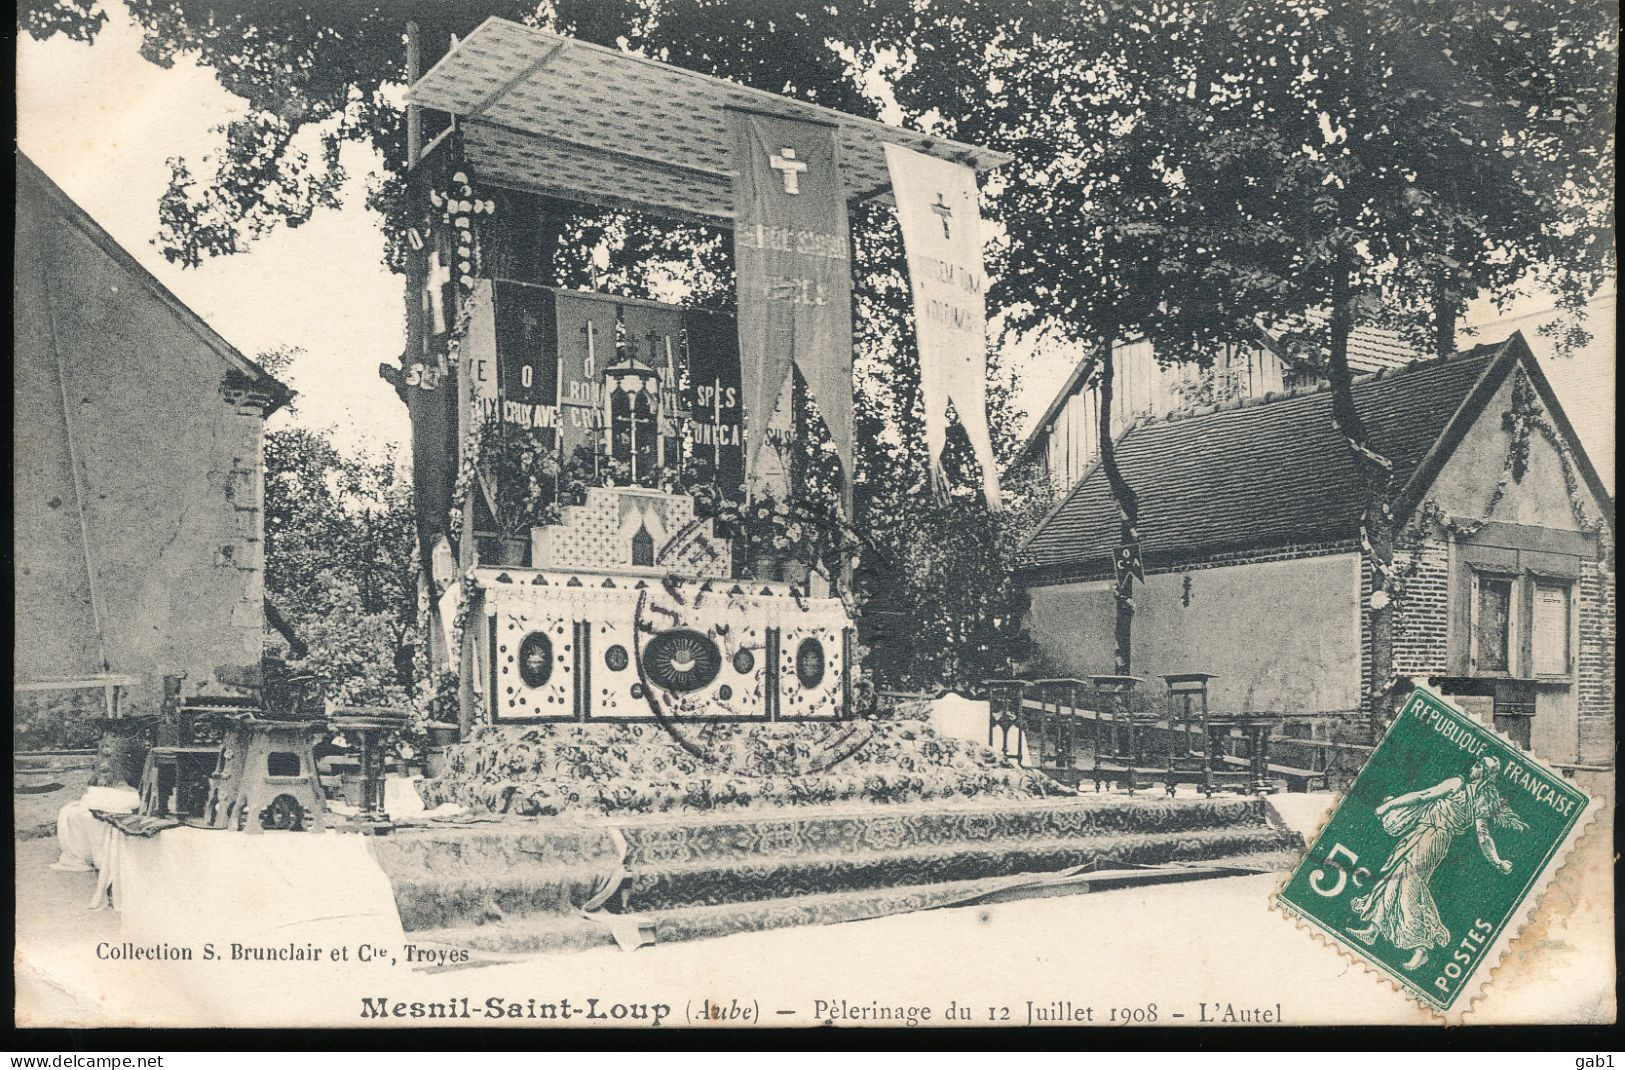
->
[53,785,141,873]
[95,825,405,949]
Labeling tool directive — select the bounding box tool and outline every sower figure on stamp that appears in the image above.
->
[1347,755,1528,971]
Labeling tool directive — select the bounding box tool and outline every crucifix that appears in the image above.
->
[422,245,452,340]
[931,192,953,239]
[769,147,808,195]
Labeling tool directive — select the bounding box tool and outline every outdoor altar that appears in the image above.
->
[56,21,1306,961]
[399,18,1008,748]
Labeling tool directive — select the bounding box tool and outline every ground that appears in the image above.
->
[14,776,1614,1029]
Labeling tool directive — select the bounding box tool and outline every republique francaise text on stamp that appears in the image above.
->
[1275,689,1596,1018]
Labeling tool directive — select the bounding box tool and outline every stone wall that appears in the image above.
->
[14,170,276,713]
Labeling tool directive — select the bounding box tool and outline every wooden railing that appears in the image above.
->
[981,677,1371,793]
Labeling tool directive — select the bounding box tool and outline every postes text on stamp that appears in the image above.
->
[1275,688,1592,1016]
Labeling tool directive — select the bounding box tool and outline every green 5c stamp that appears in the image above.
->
[1275,689,1594,1017]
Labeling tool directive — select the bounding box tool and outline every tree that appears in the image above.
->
[263,427,420,705]
[28,1,1612,712]
[868,0,1614,723]
[23,0,1048,690]
[1194,1,1616,728]
[17,0,889,272]
[870,1,1328,674]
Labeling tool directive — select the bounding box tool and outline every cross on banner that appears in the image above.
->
[931,193,953,239]
[769,147,807,194]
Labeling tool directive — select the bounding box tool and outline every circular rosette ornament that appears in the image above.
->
[641,629,723,694]
[633,514,875,781]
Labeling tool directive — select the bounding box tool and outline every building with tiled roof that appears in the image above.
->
[1018,334,1614,765]
[1015,323,1428,496]
[15,153,291,740]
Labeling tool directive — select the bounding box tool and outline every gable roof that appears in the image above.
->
[1014,322,1424,467]
[16,153,293,414]
[1019,333,1611,578]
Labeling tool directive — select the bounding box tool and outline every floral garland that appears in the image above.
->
[405,167,496,392]
[1421,366,1605,545]
[420,161,501,726]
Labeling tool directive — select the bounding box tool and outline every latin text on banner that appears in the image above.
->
[728,110,855,500]
[883,142,1001,509]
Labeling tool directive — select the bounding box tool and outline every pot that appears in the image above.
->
[491,536,529,567]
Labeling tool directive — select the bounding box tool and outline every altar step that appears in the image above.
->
[378,795,1301,952]
[408,846,1299,957]
[616,825,1292,913]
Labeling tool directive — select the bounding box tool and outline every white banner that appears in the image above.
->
[884,143,1001,509]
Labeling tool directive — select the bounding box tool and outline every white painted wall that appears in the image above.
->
[1026,552,1363,714]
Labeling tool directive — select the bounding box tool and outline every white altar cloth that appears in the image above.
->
[53,786,140,873]
[928,692,992,747]
[100,826,405,949]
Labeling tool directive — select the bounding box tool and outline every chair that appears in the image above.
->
[1161,673,1258,796]
[981,679,1029,763]
[1025,678,1090,782]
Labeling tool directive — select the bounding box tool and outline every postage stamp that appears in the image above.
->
[1275,688,1596,1019]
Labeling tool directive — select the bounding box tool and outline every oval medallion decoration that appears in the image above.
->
[732,648,756,675]
[517,631,553,689]
[604,644,630,672]
[642,629,722,694]
[795,637,826,690]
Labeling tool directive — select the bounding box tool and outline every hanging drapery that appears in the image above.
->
[727,109,855,498]
[883,143,1002,509]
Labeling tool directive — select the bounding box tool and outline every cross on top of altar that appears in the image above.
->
[422,245,452,334]
[405,18,1009,223]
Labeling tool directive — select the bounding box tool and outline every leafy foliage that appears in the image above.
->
[868,0,1616,702]
[263,426,419,706]
[26,0,1616,703]
[472,413,562,538]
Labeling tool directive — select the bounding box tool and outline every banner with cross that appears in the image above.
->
[726,108,854,500]
[883,143,1002,509]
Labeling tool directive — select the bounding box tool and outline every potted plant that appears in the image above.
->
[474,414,561,565]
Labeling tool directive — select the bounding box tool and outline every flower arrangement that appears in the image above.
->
[713,490,864,583]
[558,446,642,502]
[473,413,562,540]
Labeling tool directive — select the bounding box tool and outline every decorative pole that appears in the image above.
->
[405,22,422,169]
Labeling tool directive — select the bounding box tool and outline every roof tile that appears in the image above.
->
[1020,342,1510,573]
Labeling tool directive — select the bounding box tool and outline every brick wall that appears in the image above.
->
[1358,557,1372,717]
[1392,538,1451,679]
[1577,557,1616,766]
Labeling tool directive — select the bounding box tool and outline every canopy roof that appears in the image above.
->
[407,18,1010,223]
